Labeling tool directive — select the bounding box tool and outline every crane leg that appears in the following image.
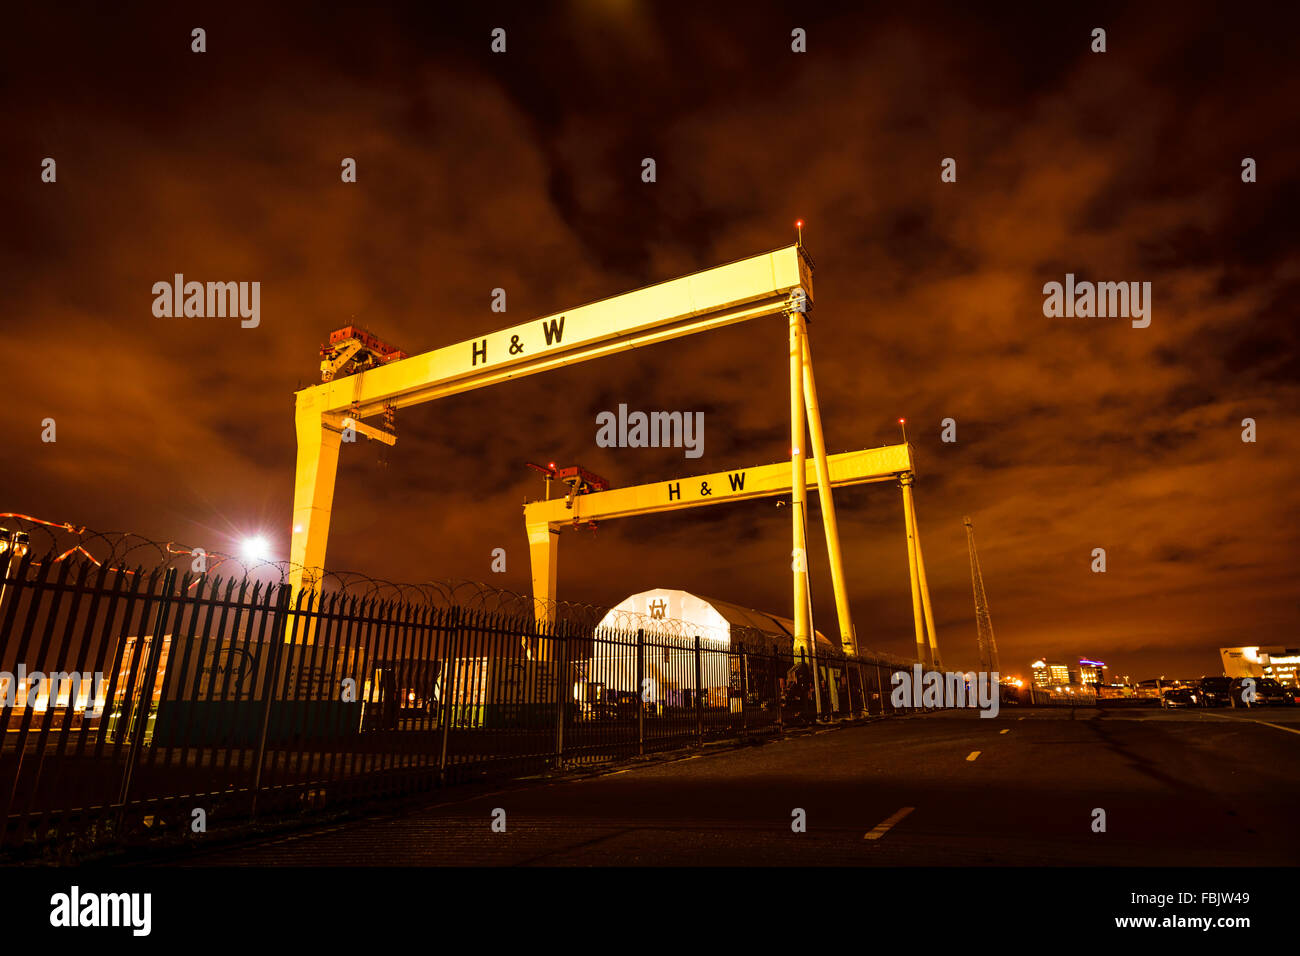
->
[800,330,857,655]
[523,524,561,665]
[527,524,559,626]
[909,493,942,671]
[788,310,811,660]
[289,407,342,597]
[901,475,929,667]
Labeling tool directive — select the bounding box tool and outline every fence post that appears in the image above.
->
[438,607,461,783]
[553,619,567,767]
[694,634,704,746]
[844,658,856,717]
[117,566,177,814]
[250,583,291,818]
[799,648,809,722]
[636,628,645,757]
[738,642,748,737]
[776,646,786,732]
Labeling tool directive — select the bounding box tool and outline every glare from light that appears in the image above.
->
[241,535,273,563]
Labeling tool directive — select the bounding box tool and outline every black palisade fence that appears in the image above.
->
[0,549,906,855]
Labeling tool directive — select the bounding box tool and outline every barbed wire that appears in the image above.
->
[0,515,913,666]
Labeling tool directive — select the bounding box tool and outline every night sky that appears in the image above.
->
[2,1,1297,680]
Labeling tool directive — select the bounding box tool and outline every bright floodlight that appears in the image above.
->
[241,535,273,563]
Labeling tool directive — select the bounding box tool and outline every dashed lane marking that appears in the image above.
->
[966,751,981,761]
[864,806,915,840]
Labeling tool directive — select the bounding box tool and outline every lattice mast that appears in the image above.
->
[963,516,999,673]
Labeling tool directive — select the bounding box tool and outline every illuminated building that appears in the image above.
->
[592,589,842,709]
[1030,659,1071,688]
[1078,659,1107,685]
[1220,646,1300,686]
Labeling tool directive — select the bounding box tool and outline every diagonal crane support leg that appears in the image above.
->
[908,491,942,670]
[901,474,929,667]
[799,325,857,655]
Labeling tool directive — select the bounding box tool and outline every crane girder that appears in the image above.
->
[524,443,913,531]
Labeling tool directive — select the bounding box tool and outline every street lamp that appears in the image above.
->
[240,535,273,563]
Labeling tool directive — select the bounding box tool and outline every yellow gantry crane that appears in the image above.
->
[287,241,922,666]
[522,443,942,667]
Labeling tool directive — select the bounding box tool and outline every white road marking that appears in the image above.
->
[966,750,981,761]
[999,729,1009,734]
[864,806,915,840]
[1203,711,1300,736]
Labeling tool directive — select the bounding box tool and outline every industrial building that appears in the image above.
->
[1219,646,1300,686]
[590,588,841,711]
[597,588,833,648]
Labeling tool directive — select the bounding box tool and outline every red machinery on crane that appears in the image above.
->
[319,326,408,383]
[319,326,408,459]
[525,462,609,530]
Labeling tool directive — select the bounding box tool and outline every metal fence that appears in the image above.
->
[1026,687,1098,706]
[0,548,909,854]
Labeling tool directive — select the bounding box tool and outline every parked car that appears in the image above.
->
[1162,687,1198,708]
[1197,676,1235,707]
[1255,678,1296,706]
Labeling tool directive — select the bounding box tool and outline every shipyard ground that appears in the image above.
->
[161,706,1300,867]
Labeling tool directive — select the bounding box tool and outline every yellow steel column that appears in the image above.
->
[527,524,560,625]
[799,330,857,655]
[909,493,942,670]
[288,402,343,596]
[900,474,928,667]
[788,309,812,660]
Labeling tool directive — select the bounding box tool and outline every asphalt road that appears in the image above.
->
[171,707,1300,866]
